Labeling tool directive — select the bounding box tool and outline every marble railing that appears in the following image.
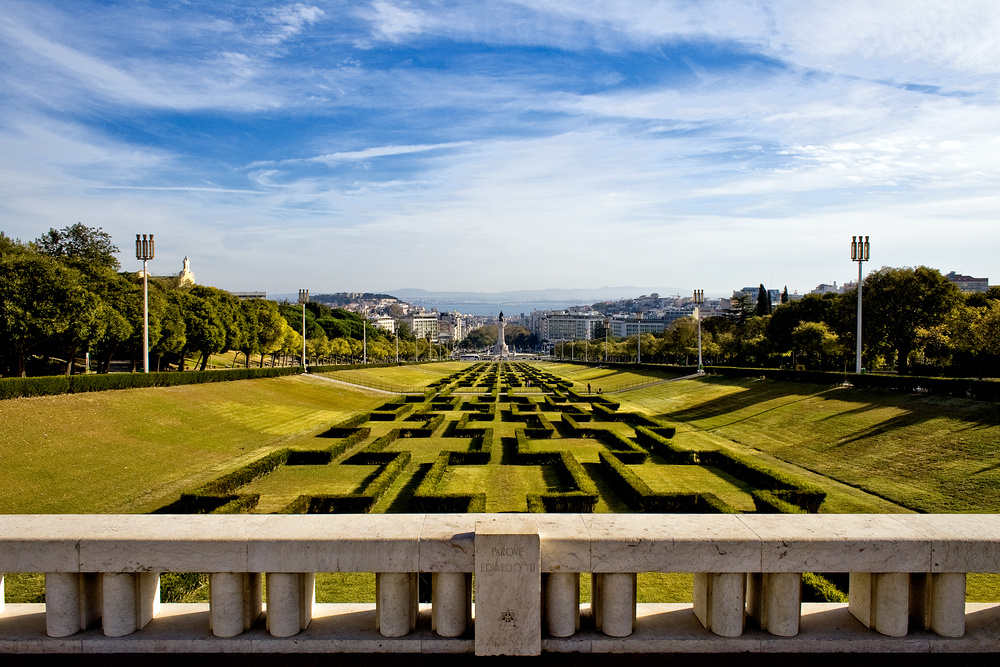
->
[2,513,1000,655]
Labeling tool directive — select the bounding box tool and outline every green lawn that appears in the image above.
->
[632,463,757,512]
[242,463,381,512]
[618,375,1000,513]
[8,361,1000,603]
[0,374,384,513]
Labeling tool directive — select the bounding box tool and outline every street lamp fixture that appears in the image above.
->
[693,289,705,373]
[298,289,309,368]
[851,236,870,374]
[604,318,609,363]
[135,234,155,373]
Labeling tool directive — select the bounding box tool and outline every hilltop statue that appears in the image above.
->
[178,256,195,287]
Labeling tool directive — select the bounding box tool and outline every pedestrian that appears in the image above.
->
[588,383,591,394]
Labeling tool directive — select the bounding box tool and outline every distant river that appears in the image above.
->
[407,301,591,317]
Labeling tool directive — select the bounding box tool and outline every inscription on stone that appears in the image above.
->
[475,518,541,656]
[480,545,538,574]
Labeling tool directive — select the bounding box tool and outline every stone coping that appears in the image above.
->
[3,603,1000,654]
[3,514,1000,574]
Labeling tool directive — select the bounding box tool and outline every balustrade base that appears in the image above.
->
[4,603,1000,655]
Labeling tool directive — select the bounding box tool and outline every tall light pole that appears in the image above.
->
[693,289,705,373]
[362,307,368,365]
[298,289,309,368]
[395,325,399,363]
[636,312,642,364]
[851,235,870,374]
[604,318,609,362]
[135,234,154,373]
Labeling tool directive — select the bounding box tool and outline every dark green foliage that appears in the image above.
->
[197,449,291,495]
[599,451,738,513]
[750,489,808,514]
[802,573,848,603]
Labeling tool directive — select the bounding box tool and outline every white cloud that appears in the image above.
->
[362,1,430,42]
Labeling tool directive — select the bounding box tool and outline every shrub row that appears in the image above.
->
[598,451,738,513]
[634,426,825,512]
[0,366,302,400]
[750,489,808,514]
[702,366,1000,401]
[412,452,486,512]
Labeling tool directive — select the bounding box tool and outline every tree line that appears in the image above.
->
[0,225,444,377]
[556,267,1000,378]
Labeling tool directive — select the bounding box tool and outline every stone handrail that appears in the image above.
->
[1,513,999,655]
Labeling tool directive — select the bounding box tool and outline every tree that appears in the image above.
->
[791,321,841,370]
[862,266,962,375]
[781,286,789,305]
[34,223,120,270]
[0,253,97,376]
[756,284,772,317]
[948,301,1000,379]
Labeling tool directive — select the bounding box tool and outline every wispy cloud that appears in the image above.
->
[2,1,998,293]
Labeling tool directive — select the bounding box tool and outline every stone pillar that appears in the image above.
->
[432,572,469,638]
[211,572,262,637]
[102,573,137,637]
[593,572,635,637]
[377,572,416,637]
[136,572,160,630]
[746,572,801,637]
[474,516,541,656]
[693,572,746,637]
[46,573,84,637]
[544,572,579,638]
[849,572,909,637]
[266,572,314,638]
[929,573,966,638]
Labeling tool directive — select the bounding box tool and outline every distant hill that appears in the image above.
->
[390,286,685,305]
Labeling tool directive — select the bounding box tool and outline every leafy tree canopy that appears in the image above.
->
[34,223,120,270]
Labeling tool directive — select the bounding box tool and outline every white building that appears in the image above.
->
[532,310,605,342]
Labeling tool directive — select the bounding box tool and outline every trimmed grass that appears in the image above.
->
[632,463,757,512]
[242,463,381,512]
[9,361,1000,603]
[0,375,384,513]
[441,464,562,512]
[618,375,1000,513]
[326,362,467,388]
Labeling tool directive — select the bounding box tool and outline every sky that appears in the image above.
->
[2,1,999,298]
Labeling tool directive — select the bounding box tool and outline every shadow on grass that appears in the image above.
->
[382,462,433,513]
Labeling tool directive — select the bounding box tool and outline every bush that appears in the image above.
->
[0,366,302,401]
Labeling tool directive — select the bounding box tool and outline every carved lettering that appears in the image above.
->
[491,546,525,557]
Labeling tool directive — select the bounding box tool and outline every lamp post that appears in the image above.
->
[298,289,309,368]
[135,234,155,373]
[693,289,705,373]
[395,326,399,363]
[604,318,609,362]
[851,235,870,374]
[362,307,368,365]
[636,313,642,364]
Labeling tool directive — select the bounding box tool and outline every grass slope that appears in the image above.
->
[0,375,384,513]
[618,375,1000,514]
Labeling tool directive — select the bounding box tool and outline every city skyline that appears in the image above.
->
[2,1,998,294]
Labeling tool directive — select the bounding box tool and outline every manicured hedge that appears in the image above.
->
[598,451,739,513]
[197,448,291,496]
[412,451,487,512]
[702,366,1000,401]
[0,366,302,400]
[750,489,808,514]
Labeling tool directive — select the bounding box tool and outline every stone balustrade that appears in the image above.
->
[2,513,1000,655]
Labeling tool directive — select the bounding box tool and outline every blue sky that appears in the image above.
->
[2,1,999,297]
